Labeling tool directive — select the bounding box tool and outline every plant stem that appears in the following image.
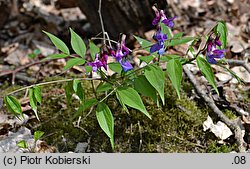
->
[98,0,106,45]
[6,77,101,96]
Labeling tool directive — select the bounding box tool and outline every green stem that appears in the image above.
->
[6,77,101,96]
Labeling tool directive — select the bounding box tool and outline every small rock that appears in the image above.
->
[231,66,250,83]
[74,142,88,153]
[215,72,232,82]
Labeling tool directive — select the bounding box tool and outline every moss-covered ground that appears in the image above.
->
[1,75,240,153]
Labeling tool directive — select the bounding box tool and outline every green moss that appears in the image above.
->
[3,75,238,153]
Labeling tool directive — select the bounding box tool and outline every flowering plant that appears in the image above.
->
[3,6,242,150]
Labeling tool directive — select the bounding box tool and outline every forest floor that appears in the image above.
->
[0,0,250,153]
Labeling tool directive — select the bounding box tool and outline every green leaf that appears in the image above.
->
[134,75,157,102]
[144,65,165,105]
[89,40,100,61]
[108,62,122,74]
[17,140,28,149]
[96,82,113,93]
[34,131,45,141]
[73,79,80,92]
[161,55,189,65]
[85,66,92,74]
[4,96,22,116]
[117,87,151,119]
[72,99,97,120]
[64,81,74,104]
[160,22,172,38]
[168,37,195,47]
[96,102,114,149]
[197,56,219,95]
[33,86,42,104]
[115,91,129,113]
[43,30,70,55]
[139,56,154,64]
[29,88,39,120]
[64,58,86,70]
[167,59,183,98]
[76,82,85,102]
[216,21,227,48]
[161,54,181,62]
[134,35,152,52]
[173,32,183,39]
[70,28,86,58]
[43,53,68,61]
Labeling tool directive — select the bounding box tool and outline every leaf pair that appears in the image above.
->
[43,28,86,70]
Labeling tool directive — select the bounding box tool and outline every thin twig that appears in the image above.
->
[0,60,45,85]
[183,65,246,152]
[98,0,106,45]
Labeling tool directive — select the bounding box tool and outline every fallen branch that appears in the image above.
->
[183,65,246,152]
[0,60,45,84]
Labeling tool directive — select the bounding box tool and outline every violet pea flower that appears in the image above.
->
[150,28,167,55]
[206,48,227,64]
[119,59,133,72]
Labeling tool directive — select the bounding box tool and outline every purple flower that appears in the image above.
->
[88,52,108,72]
[150,28,167,55]
[162,16,177,28]
[119,59,133,72]
[206,36,226,64]
[109,35,133,72]
[152,9,161,26]
[152,7,176,27]
[150,41,165,55]
[154,29,168,41]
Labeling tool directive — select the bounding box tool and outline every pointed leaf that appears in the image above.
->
[4,96,22,116]
[64,58,86,70]
[117,87,151,119]
[145,65,165,105]
[173,32,183,39]
[17,140,28,149]
[70,28,86,58]
[167,59,183,98]
[64,81,74,104]
[168,37,195,47]
[139,56,154,64]
[108,62,122,74]
[76,83,85,102]
[29,88,39,121]
[197,56,219,94]
[34,131,45,141]
[43,31,70,55]
[33,86,42,104]
[89,40,100,61]
[160,22,172,38]
[134,35,152,52]
[216,21,227,48]
[134,75,157,102]
[116,91,129,113]
[96,102,114,149]
[96,82,113,93]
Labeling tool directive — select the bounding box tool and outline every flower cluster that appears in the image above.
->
[150,7,176,55]
[88,52,108,72]
[88,35,133,72]
[206,35,226,64]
